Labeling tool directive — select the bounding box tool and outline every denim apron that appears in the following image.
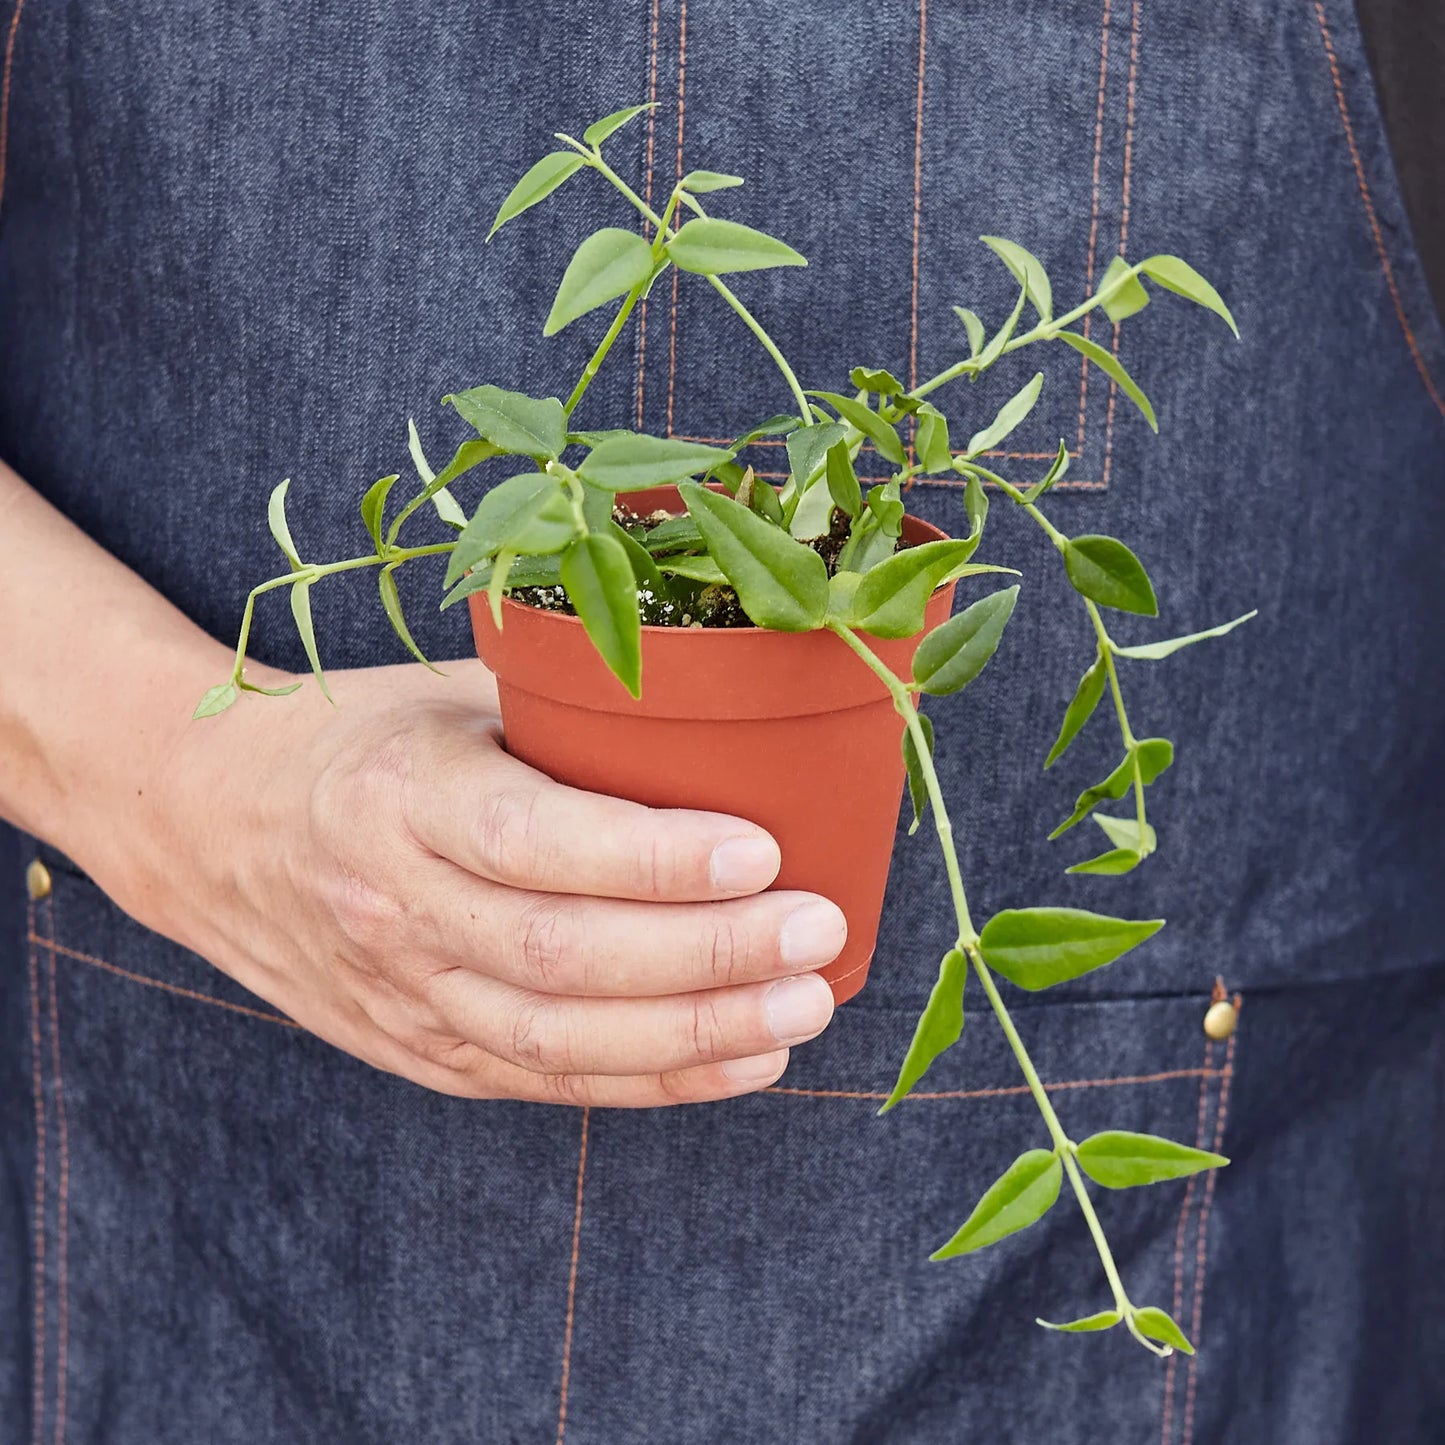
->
[2,2,1443,1441]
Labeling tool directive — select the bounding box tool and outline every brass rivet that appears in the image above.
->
[25,859,52,902]
[1203,999,1237,1041]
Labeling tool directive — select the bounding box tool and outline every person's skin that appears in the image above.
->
[0,460,844,1104]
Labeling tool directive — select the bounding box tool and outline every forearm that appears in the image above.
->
[0,459,284,892]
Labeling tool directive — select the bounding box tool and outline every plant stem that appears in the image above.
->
[829,620,1159,1345]
[565,284,646,417]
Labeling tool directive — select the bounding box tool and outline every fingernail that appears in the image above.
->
[722,1049,789,1085]
[779,900,848,969]
[764,974,835,1044]
[709,834,780,893]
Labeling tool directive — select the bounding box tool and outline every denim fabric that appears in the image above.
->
[2,1,1443,1441]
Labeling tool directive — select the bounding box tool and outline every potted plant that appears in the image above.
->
[196,103,1253,1358]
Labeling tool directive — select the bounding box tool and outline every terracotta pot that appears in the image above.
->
[468,486,956,1003]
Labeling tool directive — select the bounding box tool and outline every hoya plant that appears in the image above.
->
[199,104,1253,1357]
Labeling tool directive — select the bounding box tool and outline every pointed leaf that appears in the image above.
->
[902,710,935,836]
[748,474,785,525]
[912,587,1019,696]
[805,392,905,465]
[445,385,567,460]
[579,433,734,490]
[488,152,586,239]
[850,539,981,640]
[268,480,302,570]
[609,522,667,598]
[731,413,801,447]
[583,103,656,147]
[1065,847,1142,876]
[785,421,848,493]
[931,1150,1062,1259]
[1076,1131,1230,1190]
[1063,534,1158,616]
[544,228,656,337]
[1114,610,1257,660]
[680,169,744,193]
[788,472,836,540]
[678,483,828,631]
[641,515,704,555]
[439,553,562,610]
[1132,1307,1195,1355]
[1094,813,1157,854]
[1037,1310,1123,1334]
[665,217,806,275]
[1057,331,1157,431]
[915,403,953,473]
[981,235,1052,322]
[1098,255,1150,322]
[880,948,965,1111]
[1018,439,1070,505]
[952,306,986,358]
[1045,653,1107,768]
[561,532,641,697]
[850,366,906,396]
[444,473,576,587]
[977,907,1164,991]
[657,554,728,585]
[1138,256,1239,337]
[378,566,441,672]
[825,440,862,519]
[975,287,1028,370]
[866,481,905,537]
[289,578,333,704]
[360,474,398,554]
[192,683,238,719]
[1051,738,1174,837]
[966,373,1044,455]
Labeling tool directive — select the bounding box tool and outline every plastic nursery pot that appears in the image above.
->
[468,486,957,1004]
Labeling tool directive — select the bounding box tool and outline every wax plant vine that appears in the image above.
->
[198,104,1255,1357]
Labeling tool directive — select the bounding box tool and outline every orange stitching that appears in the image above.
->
[906,0,928,406]
[1101,0,1142,489]
[43,901,69,1445]
[1312,1,1445,418]
[1077,0,1113,453]
[1181,995,1241,1445]
[765,1066,1214,1102]
[664,1,688,438]
[634,0,663,430]
[27,899,46,1445]
[29,933,300,1029]
[0,0,27,220]
[554,1106,591,1445]
[1160,1030,1213,1444]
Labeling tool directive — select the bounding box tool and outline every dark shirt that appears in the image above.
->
[1357,0,1445,318]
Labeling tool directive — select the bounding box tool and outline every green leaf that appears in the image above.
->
[981,235,1052,322]
[784,421,848,495]
[657,554,728,585]
[432,489,467,530]
[952,306,986,358]
[1037,1310,1122,1334]
[914,404,953,473]
[488,151,586,240]
[748,474,785,525]
[439,553,562,610]
[966,372,1044,456]
[680,169,744,193]
[1065,847,1142,877]
[544,228,657,337]
[268,480,302,570]
[963,472,988,540]
[445,385,567,460]
[678,483,828,631]
[931,1149,1063,1259]
[236,677,303,698]
[608,522,669,599]
[641,515,704,556]
[823,440,863,520]
[393,433,498,544]
[1057,331,1156,432]
[444,473,576,587]
[1063,534,1158,616]
[901,709,935,836]
[1138,255,1239,337]
[289,578,333,704]
[1114,610,1257,660]
[1098,255,1150,322]
[583,102,656,148]
[978,907,1164,991]
[880,948,965,1111]
[850,539,981,640]
[912,587,1019,696]
[788,472,837,540]
[866,482,905,537]
[1045,653,1107,768]
[561,533,641,697]
[1075,1131,1230,1190]
[1051,738,1174,837]
[360,474,398,554]
[975,286,1028,371]
[1094,812,1157,854]
[731,413,801,448]
[805,392,905,465]
[378,566,441,672]
[406,418,466,529]
[850,366,906,396]
[1132,1307,1195,1355]
[1018,439,1071,505]
[665,217,807,275]
[578,433,734,490]
[192,683,238,719]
